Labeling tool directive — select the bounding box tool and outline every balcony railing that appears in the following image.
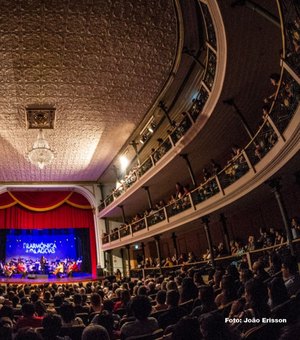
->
[98,2,218,212]
[101,0,300,247]
[102,69,299,245]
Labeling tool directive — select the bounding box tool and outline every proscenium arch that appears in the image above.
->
[0,184,102,270]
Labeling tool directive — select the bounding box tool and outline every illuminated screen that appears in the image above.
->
[5,229,77,262]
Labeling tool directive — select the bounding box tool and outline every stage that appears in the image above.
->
[0,273,100,284]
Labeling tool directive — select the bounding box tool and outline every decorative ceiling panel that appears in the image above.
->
[0,0,177,182]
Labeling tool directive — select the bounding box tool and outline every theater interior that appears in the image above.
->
[0,0,299,339]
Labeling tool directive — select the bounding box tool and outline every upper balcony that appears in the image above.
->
[100,0,300,250]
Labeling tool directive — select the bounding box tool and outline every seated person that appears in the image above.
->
[42,314,65,340]
[120,295,159,339]
[282,256,300,296]
[157,290,186,330]
[60,302,84,327]
[82,324,109,340]
[252,261,270,282]
[152,290,167,312]
[14,303,43,332]
[191,285,217,317]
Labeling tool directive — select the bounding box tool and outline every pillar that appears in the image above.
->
[180,154,197,188]
[171,232,179,257]
[120,248,126,277]
[141,242,146,262]
[118,205,126,224]
[202,215,215,268]
[143,186,153,210]
[267,178,294,255]
[159,101,176,127]
[219,213,230,254]
[154,235,162,273]
[126,244,131,276]
[130,140,140,166]
[223,98,254,140]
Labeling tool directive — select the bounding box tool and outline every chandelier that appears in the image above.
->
[27,129,54,169]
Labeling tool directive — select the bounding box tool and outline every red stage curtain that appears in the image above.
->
[0,191,96,276]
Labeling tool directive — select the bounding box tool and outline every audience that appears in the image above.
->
[120,295,159,339]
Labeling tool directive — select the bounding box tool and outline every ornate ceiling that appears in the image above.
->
[0,0,177,182]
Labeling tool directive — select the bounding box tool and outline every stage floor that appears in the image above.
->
[0,273,100,284]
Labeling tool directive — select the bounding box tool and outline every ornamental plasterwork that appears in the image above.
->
[0,0,177,182]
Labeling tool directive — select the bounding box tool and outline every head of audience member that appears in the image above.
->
[172,316,202,340]
[53,294,63,308]
[199,312,240,340]
[42,314,62,340]
[73,293,82,306]
[166,280,178,292]
[155,290,167,308]
[129,295,152,321]
[0,305,14,322]
[34,300,47,317]
[212,268,224,289]
[239,269,253,285]
[43,291,51,303]
[90,293,102,312]
[94,310,114,339]
[198,285,215,308]
[21,303,35,318]
[226,264,239,282]
[0,316,13,340]
[268,277,289,309]
[180,277,198,303]
[245,278,270,318]
[82,325,109,340]
[60,302,76,324]
[220,275,237,301]
[137,285,148,296]
[194,272,205,287]
[166,290,180,309]
[281,256,298,280]
[14,327,42,340]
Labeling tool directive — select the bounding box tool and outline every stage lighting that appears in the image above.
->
[119,155,129,172]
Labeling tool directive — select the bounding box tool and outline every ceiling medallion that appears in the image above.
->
[27,129,55,170]
[26,106,56,129]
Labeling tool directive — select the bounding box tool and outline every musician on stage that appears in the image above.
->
[40,256,46,274]
[67,261,78,277]
[4,262,13,278]
[54,262,64,278]
[17,260,27,278]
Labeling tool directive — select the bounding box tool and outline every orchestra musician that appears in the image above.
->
[67,261,78,277]
[53,262,64,278]
[4,263,13,278]
[17,261,27,278]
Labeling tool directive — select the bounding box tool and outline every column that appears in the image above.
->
[106,250,113,276]
[143,186,153,210]
[231,1,280,28]
[118,205,126,224]
[141,242,146,262]
[126,244,131,276]
[154,235,162,273]
[129,140,140,166]
[202,215,215,268]
[267,178,294,255]
[171,232,179,257]
[219,213,230,254]
[180,154,197,188]
[120,248,126,277]
[159,101,176,127]
[223,98,254,140]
